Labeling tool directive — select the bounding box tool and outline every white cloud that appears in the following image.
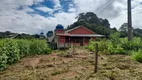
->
[72,0,142,29]
[68,8,76,12]
[52,0,62,10]
[36,6,53,14]
[0,0,77,34]
[0,0,142,34]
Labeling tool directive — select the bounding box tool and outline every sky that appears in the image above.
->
[0,0,142,34]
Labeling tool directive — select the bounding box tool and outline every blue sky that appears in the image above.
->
[0,0,142,34]
[29,0,73,17]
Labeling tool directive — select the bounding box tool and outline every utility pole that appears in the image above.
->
[128,0,133,41]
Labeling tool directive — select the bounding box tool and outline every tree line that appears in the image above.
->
[67,12,142,38]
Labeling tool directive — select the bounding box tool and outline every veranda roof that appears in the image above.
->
[71,34,104,37]
[56,33,104,37]
[56,33,71,36]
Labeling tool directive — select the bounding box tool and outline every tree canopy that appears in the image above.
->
[67,12,116,38]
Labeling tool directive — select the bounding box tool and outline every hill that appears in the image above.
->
[0,31,45,39]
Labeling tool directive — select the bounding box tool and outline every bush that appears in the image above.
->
[131,50,142,62]
[16,39,30,58]
[87,40,96,51]
[87,34,142,62]
[3,39,20,64]
[0,39,51,71]
[29,39,51,55]
[121,37,142,51]
[110,32,120,46]
[87,39,109,52]
[0,46,8,71]
[88,39,126,55]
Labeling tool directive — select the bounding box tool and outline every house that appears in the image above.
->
[47,24,104,49]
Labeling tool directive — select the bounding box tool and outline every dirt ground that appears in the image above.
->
[0,47,142,80]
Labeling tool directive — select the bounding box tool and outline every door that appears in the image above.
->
[80,37,83,46]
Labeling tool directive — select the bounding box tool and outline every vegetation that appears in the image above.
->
[0,39,51,71]
[67,12,117,38]
[67,12,142,38]
[131,50,142,62]
[87,32,142,62]
[0,31,46,39]
[0,47,142,80]
[119,23,142,38]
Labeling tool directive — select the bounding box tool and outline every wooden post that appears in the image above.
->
[95,43,98,73]
[64,43,66,50]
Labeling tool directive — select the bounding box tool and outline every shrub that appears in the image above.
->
[0,52,8,71]
[87,40,96,51]
[3,39,20,64]
[110,32,120,46]
[98,40,108,51]
[88,39,126,55]
[16,39,30,58]
[107,42,125,55]
[121,37,142,51]
[29,39,51,54]
[131,50,142,62]
[0,39,51,71]
[87,39,109,52]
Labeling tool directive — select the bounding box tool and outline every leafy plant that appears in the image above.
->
[0,39,52,71]
[121,37,142,52]
[131,50,142,62]
[29,39,51,55]
[16,39,30,58]
[3,39,20,64]
[0,48,8,71]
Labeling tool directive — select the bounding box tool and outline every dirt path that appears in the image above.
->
[0,48,142,80]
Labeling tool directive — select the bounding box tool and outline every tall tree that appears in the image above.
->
[67,12,116,38]
[119,23,128,37]
[101,19,110,28]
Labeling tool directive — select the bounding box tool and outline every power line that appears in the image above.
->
[95,0,114,12]
[97,0,115,15]
[115,9,142,17]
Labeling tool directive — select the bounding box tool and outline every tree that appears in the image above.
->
[46,31,53,37]
[101,19,110,28]
[67,12,117,38]
[119,23,128,37]
[5,31,11,35]
[119,23,128,32]
[134,28,142,37]
[33,34,40,38]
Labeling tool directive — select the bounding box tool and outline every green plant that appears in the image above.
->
[110,32,120,46]
[121,37,142,52]
[87,40,96,51]
[131,50,142,62]
[16,39,30,58]
[0,39,52,71]
[0,48,8,71]
[3,39,20,64]
[29,39,51,55]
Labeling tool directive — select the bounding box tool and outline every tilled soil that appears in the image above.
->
[0,48,142,80]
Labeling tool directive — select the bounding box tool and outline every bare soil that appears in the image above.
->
[0,47,142,80]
